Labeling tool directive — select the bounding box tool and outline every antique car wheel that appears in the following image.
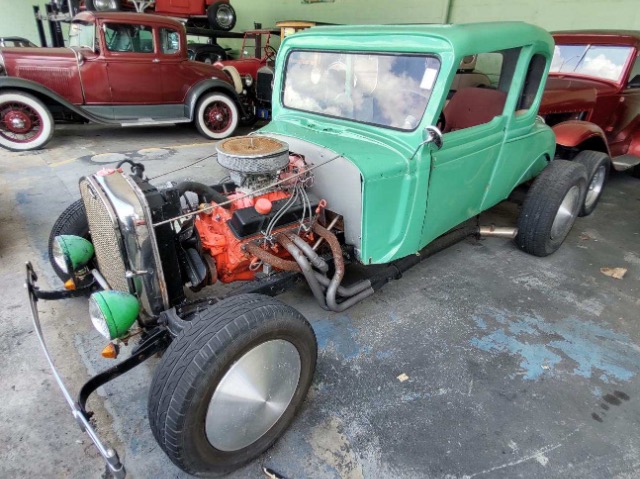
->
[572,150,610,216]
[85,0,121,11]
[516,160,587,257]
[194,92,239,140]
[0,91,54,151]
[47,199,95,287]
[207,2,237,31]
[148,294,317,476]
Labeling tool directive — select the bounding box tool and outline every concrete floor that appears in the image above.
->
[1,123,639,479]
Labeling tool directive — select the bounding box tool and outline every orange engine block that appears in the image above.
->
[194,189,314,283]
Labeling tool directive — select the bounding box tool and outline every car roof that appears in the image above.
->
[73,11,185,29]
[552,30,640,48]
[286,22,553,57]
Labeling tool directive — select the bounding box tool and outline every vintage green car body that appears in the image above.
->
[262,22,556,264]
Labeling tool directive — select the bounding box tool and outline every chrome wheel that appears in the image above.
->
[215,5,235,29]
[584,165,606,211]
[205,339,301,452]
[550,185,580,239]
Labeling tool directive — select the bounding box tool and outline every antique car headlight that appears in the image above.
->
[52,235,94,274]
[243,74,253,87]
[89,291,140,340]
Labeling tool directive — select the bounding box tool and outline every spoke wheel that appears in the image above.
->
[0,91,54,151]
[194,92,239,140]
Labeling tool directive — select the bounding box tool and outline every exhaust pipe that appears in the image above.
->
[479,225,518,239]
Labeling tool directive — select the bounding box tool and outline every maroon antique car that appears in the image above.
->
[0,11,247,151]
[84,0,236,31]
[538,31,640,214]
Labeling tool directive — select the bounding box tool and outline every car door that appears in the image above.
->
[102,22,162,104]
[421,48,520,246]
[610,52,640,156]
[157,26,191,103]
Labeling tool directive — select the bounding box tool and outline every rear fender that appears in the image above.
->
[0,77,116,124]
[552,120,610,156]
[184,78,243,119]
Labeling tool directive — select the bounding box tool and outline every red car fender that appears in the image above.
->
[552,120,611,155]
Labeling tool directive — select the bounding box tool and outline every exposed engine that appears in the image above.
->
[180,136,320,285]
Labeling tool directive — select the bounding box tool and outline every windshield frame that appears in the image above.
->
[549,43,634,84]
[68,21,96,51]
[280,48,442,133]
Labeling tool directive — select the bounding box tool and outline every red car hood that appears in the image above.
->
[1,47,78,76]
[540,76,617,114]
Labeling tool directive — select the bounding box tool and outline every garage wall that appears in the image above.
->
[230,0,640,32]
[0,0,52,46]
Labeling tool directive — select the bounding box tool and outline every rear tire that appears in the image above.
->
[516,160,587,257]
[573,150,610,216]
[148,294,317,476]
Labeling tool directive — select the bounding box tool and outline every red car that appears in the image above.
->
[0,11,248,151]
[85,0,236,31]
[217,29,278,120]
[539,30,640,212]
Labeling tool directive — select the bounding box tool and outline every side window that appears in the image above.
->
[104,24,154,53]
[627,56,640,89]
[160,28,180,55]
[442,47,521,133]
[517,54,547,112]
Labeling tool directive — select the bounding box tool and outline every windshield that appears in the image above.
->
[69,22,96,50]
[550,44,633,82]
[283,50,440,130]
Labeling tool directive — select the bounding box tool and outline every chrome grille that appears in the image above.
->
[79,179,130,293]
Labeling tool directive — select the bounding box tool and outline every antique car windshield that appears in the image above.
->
[550,44,633,82]
[68,22,96,50]
[283,50,440,131]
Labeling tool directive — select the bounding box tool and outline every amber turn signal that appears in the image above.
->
[101,342,119,359]
[64,279,76,290]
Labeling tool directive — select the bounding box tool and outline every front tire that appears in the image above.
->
[47,199,94,286]
[0,90,54,151]
[148,294,317,476]
[516,160,587,257]
[194,92,239,140]
[573,150,610,216]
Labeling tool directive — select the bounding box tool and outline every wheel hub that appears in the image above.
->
[4,110,32,134]
[584,165,606,210]
[205,103,230,132]
[551,185,580,239]
[205,339,301,451]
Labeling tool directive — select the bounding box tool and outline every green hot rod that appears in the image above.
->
[27,22,591,477]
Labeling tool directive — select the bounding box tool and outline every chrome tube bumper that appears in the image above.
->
[25,262,126,479]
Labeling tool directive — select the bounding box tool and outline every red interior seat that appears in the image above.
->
[443,87,507,133]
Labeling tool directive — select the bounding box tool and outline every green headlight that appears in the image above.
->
[53,235,94,274]
[89,291,140,340]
